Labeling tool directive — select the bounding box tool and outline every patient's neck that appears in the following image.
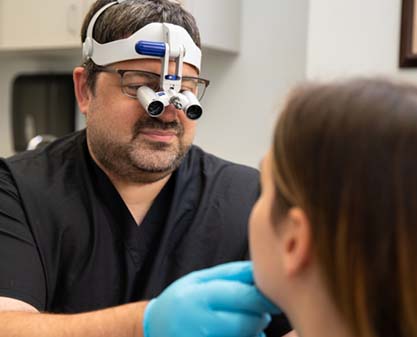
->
[285,273,353,337]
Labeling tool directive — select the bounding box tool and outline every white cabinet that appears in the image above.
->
[0,0,94,50]
[0,0,240,53]
[185,0,241,53]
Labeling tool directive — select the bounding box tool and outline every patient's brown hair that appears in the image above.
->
[271,78,417,337]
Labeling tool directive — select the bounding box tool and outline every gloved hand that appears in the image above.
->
[143,261,280,337]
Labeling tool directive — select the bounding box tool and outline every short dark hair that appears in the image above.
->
[272,78,417,337]
[81,0,201,93]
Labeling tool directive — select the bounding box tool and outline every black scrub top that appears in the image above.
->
[0,130,291,335]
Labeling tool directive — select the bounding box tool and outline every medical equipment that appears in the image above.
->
[82,0,205,119]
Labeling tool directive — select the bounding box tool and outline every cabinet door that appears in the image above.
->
[0,0,85,49]
[181,0,241,53]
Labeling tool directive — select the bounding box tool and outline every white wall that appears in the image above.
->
[195,0,309,167]
[0,0,309,168]
[306,0,417,81]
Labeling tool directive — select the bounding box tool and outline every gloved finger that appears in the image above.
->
[204,310,271,337]
[188,261,254,284]
[199,280,281,314]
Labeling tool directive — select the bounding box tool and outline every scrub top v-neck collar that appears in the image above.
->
[84,144,175,269]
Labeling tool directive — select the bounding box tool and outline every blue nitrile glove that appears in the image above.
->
[143,261,280,337]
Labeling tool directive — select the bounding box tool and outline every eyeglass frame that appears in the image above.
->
[90,64,210,101]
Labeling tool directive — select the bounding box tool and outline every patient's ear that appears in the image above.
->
[280,207,312,276]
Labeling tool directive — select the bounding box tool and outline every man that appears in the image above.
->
[0,0,291,336]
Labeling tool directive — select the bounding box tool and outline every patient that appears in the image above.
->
[249,78,417,337]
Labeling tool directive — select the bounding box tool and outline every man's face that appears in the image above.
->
[82,58,199,183]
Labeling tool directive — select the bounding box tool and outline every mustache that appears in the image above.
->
[132,116,184,140]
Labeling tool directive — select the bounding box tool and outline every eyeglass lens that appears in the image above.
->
[121,71,207,100]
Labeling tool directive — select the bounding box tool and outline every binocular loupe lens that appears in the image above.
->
[148,101,165,116]
[137,87,203,120]
[182,91,203,120]
[137,86,166,117]
[185,105,202,120]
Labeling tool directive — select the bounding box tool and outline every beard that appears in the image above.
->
[87,115,191,184]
